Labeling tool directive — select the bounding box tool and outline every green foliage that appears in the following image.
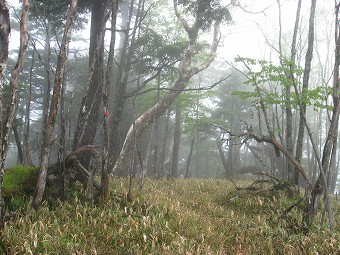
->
[180,0,232,31]
[1,179,339,254]
[133,27,188,74]
[2,166,40,200]
[233,57,332,111]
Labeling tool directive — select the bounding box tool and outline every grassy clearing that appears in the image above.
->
[1,178,339,254]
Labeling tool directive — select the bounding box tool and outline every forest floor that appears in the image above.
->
[1,177,339,254]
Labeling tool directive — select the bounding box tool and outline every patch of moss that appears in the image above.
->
[2,165,40,199]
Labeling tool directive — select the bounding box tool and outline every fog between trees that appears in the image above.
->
[0,0,338,229]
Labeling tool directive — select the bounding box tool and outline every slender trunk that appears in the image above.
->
[285,0,302,185]
[58,70,67,200]
[308,1,338,230]
[185,137,195,178]
[171,107,182,177]
[152,74,161,177]
[33,0,78,208]
[22,49,34,166]
[109,0,145,175]
[12,121,23,164]
[294,0,316,184]
[101,0,118,201]
[159,109,171,175]
[216,139,228,175]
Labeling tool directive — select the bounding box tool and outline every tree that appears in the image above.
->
[113,0,231,175]
[73,0,109,169]
[0,0,29,225]
[100,0,118,201]
[32,0,78,208]
[293,0,317,184]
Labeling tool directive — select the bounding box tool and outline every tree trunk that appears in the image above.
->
[185,137,195,178]
[294,0,316,185]
[100,0,118,201]
[171,107,182,178]
[58,69,67,200]
[160,109,171,175]
[73,0,108,168]
[32,0,78,208]
[307,0,338,231]
[22,49,34,166]
[0,0,10,227]
[216,139,228,175]
[12,121,23,164]
[108,0,145,175]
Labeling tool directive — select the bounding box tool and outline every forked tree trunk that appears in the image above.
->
[32,0,78,208]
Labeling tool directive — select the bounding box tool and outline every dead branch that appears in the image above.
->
[65,145,97,164]
[73,160,100,191]
[48,145,97,175]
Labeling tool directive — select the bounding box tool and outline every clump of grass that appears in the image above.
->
[0,178,339,254]
[2,166,39,207]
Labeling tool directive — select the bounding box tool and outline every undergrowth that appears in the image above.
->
[0,178,339,254]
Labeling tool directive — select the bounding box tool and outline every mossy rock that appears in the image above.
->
[2,165,40,200]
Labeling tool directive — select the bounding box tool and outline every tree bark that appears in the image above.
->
[32,0,78,208]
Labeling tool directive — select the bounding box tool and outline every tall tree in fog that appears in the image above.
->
[33,0,78,208]
[113,0,231,175]
[294,0,316,184]
[0,0,29,225]
[101,0,118,201]
[73,0,109,168]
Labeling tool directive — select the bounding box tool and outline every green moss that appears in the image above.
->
[2,165,40,199]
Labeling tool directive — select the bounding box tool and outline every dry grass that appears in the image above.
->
[1,178,339,254]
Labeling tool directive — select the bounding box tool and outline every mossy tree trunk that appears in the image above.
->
[0,0,29,225]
